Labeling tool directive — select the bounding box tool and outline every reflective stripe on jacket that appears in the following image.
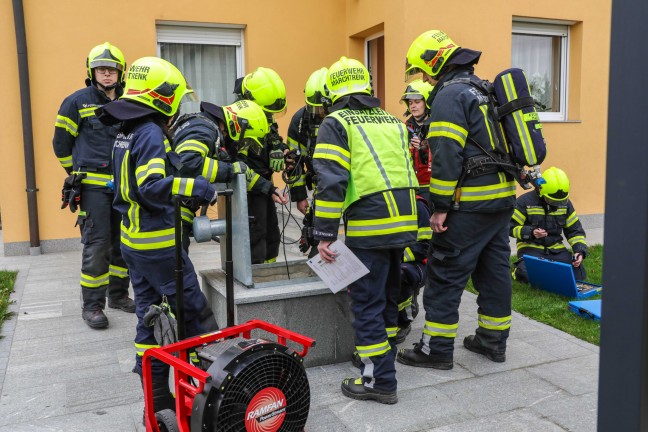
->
[427,69,516,212]
[53,85,121,184]
[509,190,588,255]
[313,101,418,249]
[112,120,214,251]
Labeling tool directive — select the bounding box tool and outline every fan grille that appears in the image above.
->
[215,349,310,432]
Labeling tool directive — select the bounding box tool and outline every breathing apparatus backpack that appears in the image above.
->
[445,68,547,190]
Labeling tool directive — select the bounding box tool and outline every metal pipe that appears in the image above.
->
[12,0,40,254]
[225,189,235,327]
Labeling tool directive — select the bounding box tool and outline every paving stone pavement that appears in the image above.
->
[0,212,603,431]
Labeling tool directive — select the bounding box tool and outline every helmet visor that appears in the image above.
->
[405,66,424,82]
[91,59,124,71]
[239,137,263,155]
[264,98,287,114]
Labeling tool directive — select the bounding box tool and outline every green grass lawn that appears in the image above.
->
[467,245,603,346]
[0,271,18,338]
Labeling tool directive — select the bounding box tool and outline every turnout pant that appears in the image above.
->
[78,186,129,311]
[514,247,586,283]
[421,209,514,358]
[122,245,218,378]
[349,247,402,392]
[247,192,281,264]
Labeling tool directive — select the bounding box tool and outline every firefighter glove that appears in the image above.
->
[232,161,248,175]
[63,173,86,213]
[269,146,285,172]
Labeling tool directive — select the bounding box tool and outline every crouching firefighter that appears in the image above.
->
[96,57,220,414]
[398,30,516,370]
[53,42,134,329]
[510,166,588,283]
[170,99,270,252]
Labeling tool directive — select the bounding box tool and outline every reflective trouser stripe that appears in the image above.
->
[109,265,129,279]
[181,206,195,224]
[386,327,398,339]
[356,340,391,358]
[135,343,160,357]
[478,314,512,331]
[422,320,458,338]
[398,296,412,311]
[80,271,109,288]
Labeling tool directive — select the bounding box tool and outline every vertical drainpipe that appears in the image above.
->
[12,0,41,256]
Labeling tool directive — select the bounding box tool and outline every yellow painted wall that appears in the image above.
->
[1,0,611,251]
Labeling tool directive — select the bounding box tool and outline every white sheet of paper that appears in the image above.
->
[306,240,370,293]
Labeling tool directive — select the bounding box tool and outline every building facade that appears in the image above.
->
[0,0,611,255]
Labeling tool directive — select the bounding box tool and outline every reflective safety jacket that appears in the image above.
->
[286,106,321,202]
[112,120,215,251]
[510,190,588,256]
[405,116,431,189]
[313,97,419,249]
[403,196,432,263]
[236,123,280,197]
[171,110,238,223]
[53,84,122,188]
[427,68,516,213]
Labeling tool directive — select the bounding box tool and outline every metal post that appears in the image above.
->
[173,195,185,341]
[598,0,648,429]
[225,190,235,327]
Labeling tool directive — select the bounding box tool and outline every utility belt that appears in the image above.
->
[463,153,511,178]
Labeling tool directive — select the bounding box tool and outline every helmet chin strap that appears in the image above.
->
[95,81,120,92]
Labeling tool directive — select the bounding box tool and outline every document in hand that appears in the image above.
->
[306,240,370,293]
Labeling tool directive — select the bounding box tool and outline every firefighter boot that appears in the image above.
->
[396,342,453,370]
[81,286,109,329]
[108,296,136,313]
[82,309,109,329]
[463,335,506,363]
[394,324,411,345]
[341,377,398,405]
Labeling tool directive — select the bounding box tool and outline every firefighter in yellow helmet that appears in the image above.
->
[53,42,134,329]
[233,67,289,264]
[284,67,330,257]
[510,167,588,283]
[314,57,418,404]
[398,30,517,369]
[401,79,434,203]
[96,57,219,418]
[169,98,269,252]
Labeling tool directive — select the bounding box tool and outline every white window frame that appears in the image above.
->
[364,31,384,67]
[512,20,570,122]
[156,22,246,80]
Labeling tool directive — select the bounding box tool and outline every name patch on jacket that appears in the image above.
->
[336,109,400,126]
[114,132,133,149]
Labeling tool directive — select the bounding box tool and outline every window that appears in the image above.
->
[512,21,569,121]
[365,33,384,108]
[157,23,245,114]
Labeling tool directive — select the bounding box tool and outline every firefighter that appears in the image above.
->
[397,30,517,369]
[314,57,418,404]
[284,67,330,257]
[352,194,431,368]
[401,79,434,204]
[96,56,223,413]
[53,42,134,329]
[234,67,289,264]
[510,167,588,282]
[170,100,269,251]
